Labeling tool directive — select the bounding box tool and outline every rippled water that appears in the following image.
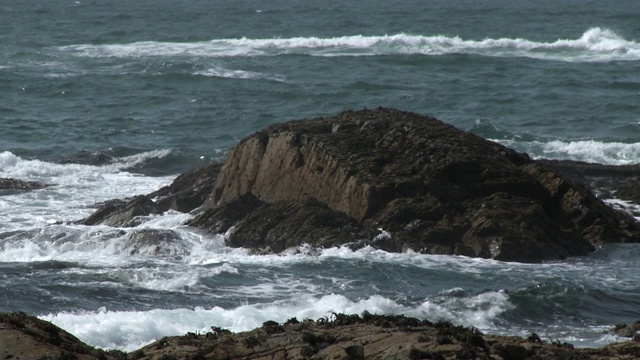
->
[1,0,640,351]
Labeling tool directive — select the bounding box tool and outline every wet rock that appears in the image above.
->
[187,193,266,234]
[537,159,640,202]
[54,149,114,166]
[149,162,223,213]
[79,163,223,227]
[125,229,186,256]
[616,177,640,204]
[81,195,164,227]
[198,108,640,262]
[226,197,380,253]
[0,178,48,195]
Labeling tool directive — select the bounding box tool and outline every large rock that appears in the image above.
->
[195,108,640,262]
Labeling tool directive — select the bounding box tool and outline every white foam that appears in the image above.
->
[41,291,512,351]
[0,150,174,231]
[0,149,171,180]
[493,139,640,165]
[194,66,285,82]
[57,27,640,62]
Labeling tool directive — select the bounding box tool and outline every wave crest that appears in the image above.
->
[58,27,640,62]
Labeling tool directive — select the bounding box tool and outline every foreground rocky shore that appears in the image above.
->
[2,311,640,360]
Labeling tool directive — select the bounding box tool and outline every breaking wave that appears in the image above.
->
[494,139,640,165]
[57,27,640,62]
[41,291,512,351]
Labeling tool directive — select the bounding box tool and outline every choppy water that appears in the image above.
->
[1,0,640,351]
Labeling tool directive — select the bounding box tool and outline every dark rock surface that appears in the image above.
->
[125,229,186,256]
[537,159,640,201]
[225,197,379,253]
[148,163,223,213]
[3,311,639,360]
[80,163,222,227]
[617,178,640,204]
[54,149,115,166]
[193,108,640,262]
[81,195,164,227]
[0,178,48,195]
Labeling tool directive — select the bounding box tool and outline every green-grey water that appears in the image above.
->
[1,0,640,351]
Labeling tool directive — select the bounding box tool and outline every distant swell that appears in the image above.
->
[57,27,640,62]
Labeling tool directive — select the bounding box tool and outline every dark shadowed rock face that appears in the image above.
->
[195,108,640,262]
[149,163,223,213]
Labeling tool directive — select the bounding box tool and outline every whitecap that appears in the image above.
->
[193,66,285,82]
[56,27,640,62]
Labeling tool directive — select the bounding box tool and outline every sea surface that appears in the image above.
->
[1,0,640,351]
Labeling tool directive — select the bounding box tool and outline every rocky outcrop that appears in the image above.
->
[191,108,640,262]
[148,163,223,213]
[0,312,124,360]
[3,311,639,360]
[81,195,164,227]
[80,163,222,227]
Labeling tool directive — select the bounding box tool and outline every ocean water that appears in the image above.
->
[1,0,640,352]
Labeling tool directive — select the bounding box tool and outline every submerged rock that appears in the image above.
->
[0,178,48,195]
[53,149,114,166]
[125,229,187,256]
[194,108,640,262]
